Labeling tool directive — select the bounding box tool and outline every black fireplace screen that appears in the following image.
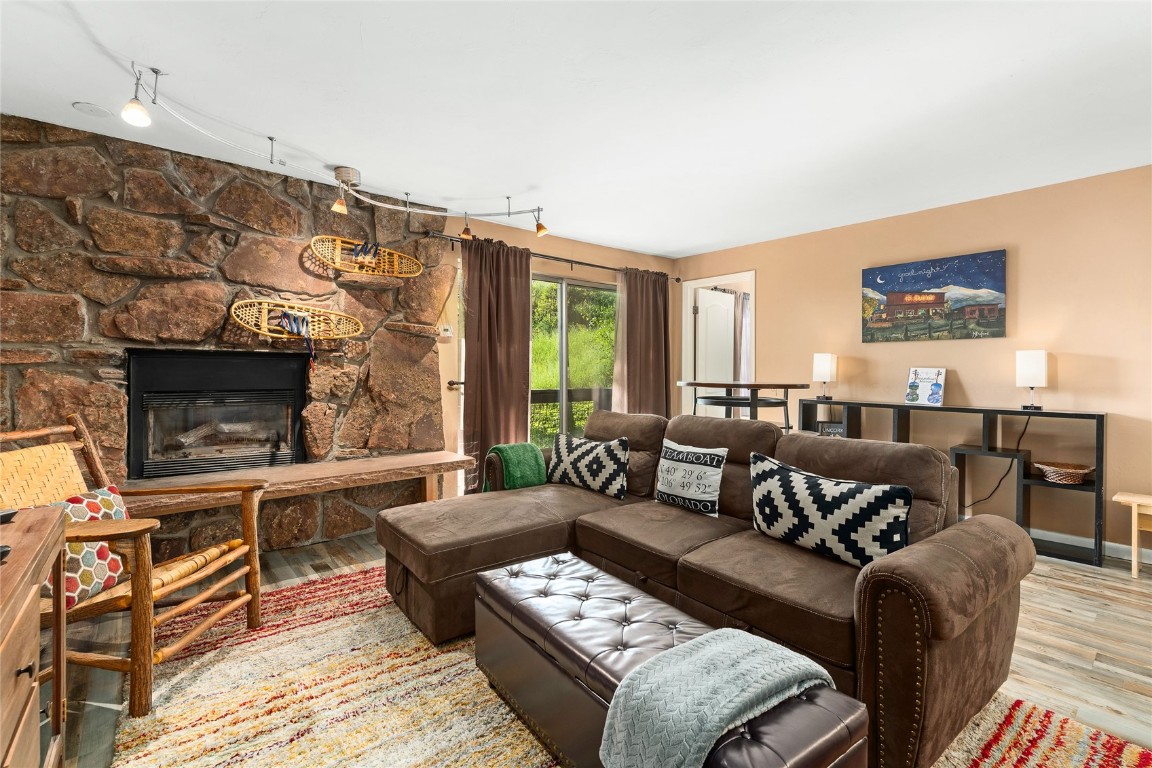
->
[140,391,295,476]
[128,350,309,479]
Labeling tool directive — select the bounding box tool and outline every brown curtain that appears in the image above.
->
[462,238,532,492]
[612,268,671,417]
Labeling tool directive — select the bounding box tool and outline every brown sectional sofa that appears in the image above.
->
[376,410,1036,768]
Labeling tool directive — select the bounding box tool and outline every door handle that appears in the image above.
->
[447,380,464,391]
[16,662,34,678]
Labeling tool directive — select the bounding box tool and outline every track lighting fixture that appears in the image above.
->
[330,167,360,215]
[121,62,162,128]
[331,186,349,215]
[110,64,550,228]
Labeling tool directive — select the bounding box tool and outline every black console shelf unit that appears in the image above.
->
[798,399,1106,566]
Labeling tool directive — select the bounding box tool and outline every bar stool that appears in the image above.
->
[1113,492,1152,578]
[693,395,791,431]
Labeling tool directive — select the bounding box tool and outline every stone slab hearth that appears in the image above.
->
[0,114,459,555]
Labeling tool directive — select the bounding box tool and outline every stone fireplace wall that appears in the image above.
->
[0,114,457,556]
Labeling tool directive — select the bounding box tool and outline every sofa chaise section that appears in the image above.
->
[377,410,668,644]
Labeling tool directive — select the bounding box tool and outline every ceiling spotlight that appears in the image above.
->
[460,213,473,240]
[331,185,349,215]
[329,167,358,215]
[121,88,150,127]
[121,62,162,128]
[533,208,548,237]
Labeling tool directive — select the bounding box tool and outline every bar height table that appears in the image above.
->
[677,381,810,430]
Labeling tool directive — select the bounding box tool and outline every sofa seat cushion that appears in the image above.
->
[517,483,647,523]
[575,501,746,590]
[678,530,858,668]
[377,492,570,584]
[377,485,642,584]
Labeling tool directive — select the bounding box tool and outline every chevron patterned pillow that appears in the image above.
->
[750,453,911,567]
[654,438,728,517]
[547,434,630,499]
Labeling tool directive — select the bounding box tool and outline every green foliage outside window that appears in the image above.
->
[530,280,616,446]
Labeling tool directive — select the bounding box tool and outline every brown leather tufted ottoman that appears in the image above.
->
[475,553,867,768]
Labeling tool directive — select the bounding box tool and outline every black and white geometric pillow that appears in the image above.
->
[749,453,912,568]
[653,439,728,517]
[547,435,630,500]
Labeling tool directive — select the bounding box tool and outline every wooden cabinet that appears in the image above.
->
[0,510,65,768]
[799,399,1106,566]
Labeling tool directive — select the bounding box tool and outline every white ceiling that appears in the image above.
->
[1,1,1149,258]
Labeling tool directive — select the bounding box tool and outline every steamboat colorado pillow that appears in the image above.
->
[654,439,728,517]
[547,434,630,499]
[749,452,911,568]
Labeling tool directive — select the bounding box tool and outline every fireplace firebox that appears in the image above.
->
[127,349,310,479]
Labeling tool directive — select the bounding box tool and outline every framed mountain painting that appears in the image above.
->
[861,250,1006,343]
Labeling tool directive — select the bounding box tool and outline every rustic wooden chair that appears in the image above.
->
[0,414,267,717]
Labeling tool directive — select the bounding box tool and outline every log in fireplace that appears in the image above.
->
[127,349,309,479]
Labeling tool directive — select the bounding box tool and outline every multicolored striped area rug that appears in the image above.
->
[113,566,1149,768]
[112,567,557,768]
[934,693,1152,768]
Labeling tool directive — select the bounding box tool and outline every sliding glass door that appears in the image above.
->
[530,277,617,447]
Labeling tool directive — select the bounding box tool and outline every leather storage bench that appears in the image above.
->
[475,553,868,768]
[377,483,642,644]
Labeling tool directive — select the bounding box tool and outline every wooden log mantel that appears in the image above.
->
[121,452,474,518]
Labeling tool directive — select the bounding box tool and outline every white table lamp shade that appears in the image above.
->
[812,353,838,383]
[1016,350,1048,388]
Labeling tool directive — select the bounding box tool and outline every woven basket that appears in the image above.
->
[1033,461,1094,484]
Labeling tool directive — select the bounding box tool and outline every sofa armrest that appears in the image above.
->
[484,452,506,492]
[854,515,1035,768]
[857,515,1035,641]
[484,448,551,492]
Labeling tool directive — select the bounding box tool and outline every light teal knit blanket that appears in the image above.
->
[599,628,834,768]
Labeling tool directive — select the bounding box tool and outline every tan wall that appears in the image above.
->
[435,217,675,495]
[673,166,1152,548]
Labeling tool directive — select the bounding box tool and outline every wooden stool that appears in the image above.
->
[1113,492,1152,578]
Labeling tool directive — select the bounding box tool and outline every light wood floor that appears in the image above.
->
[53,535,1151,767]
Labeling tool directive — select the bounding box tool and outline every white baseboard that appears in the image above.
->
[1030,527,1152,564]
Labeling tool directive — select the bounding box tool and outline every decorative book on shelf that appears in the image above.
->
[905,367,946,406]
[310,236,424,278]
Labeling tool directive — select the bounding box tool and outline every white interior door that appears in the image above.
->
[694,288,735,417]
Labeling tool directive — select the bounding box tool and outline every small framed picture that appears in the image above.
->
[905,367,946,406]
[817,421,847,436]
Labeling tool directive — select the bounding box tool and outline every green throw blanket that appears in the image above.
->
[482,442,547,491]
[600,628,834,768]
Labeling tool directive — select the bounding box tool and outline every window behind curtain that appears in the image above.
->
[530,278,617,448]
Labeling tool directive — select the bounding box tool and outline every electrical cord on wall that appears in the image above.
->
[964,416,1032,509]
